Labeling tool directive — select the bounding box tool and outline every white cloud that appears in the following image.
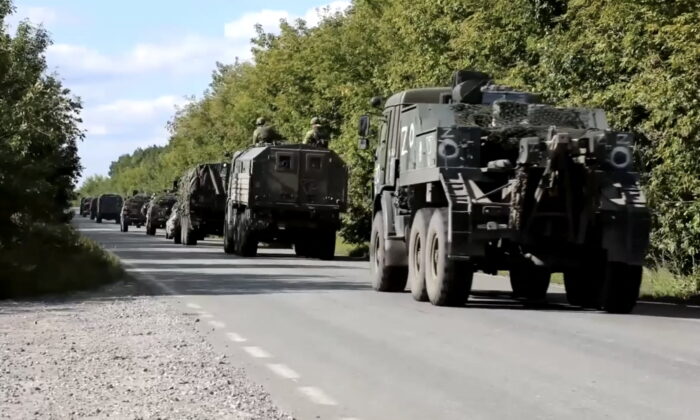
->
[224,9,290,40]
[25,6,58,25]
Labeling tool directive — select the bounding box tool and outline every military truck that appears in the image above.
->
[224,144,348,259]
[89,197,98,220]
[120,192,150,232]
[79,197,91,217]
[95,194,123,224]
[358,70,650,313]
[145,193,178,236]
[178,163,229,245]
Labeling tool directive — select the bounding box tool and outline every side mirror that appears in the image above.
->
[358,115,370,137]
[370,96,383,108]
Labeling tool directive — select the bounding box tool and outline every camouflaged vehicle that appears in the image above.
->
[358,70,650,313]
[79,197,91,217]
[145,193,178,236]
[95,194,123,224]
[120,193,150,232]
[178,163,229,245]
[165,201,182,243]
[89,197,98,220]
[224,144,348,259]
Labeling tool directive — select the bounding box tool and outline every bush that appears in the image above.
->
[0,224,126,299]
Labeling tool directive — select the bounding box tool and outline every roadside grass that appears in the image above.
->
[0,224,126,299]
[502,268,699,302]
[336,238,369,259]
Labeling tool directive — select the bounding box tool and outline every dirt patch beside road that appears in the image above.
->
[0,281,291,419]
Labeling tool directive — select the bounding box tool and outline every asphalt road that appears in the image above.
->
[75,216,700,420]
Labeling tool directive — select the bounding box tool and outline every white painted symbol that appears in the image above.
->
[438,138,460,159]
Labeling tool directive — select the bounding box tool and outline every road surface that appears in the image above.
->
[76,216,700,420]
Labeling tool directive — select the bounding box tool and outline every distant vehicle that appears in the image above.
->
[89,197,98,220]
[120,193,150,232]
[79,197,91,217]
[145,193,177,236]
[224,144,348,259]
[95,194,123,224]
[178,163,229,245]
[358,70,650,313]
[165,201,181,244]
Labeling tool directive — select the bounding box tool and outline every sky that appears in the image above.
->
[7,0,350,183]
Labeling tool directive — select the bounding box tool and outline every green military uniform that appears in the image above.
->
[303,117,330,147]
[252,117,283,145]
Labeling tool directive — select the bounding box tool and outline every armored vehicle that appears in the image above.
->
[178,163,229,245]
[89,197,98,220]
[79,197,91,217]
[359,70,650,313]
[224,144,348,259]
[120,193,150,232]
[145,193,178,236]
[165,201,182,243]
[95,194,123,224]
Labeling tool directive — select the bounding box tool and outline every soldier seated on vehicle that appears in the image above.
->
[252,117,283,145]
[303,117,330,148]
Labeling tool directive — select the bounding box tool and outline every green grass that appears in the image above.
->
[0,224,127,299]
[335,237,369,259]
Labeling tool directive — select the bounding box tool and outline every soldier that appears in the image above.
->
[303,117,330,148]
[252,117,283,145]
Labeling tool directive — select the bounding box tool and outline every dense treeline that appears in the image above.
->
[82,0,699,288]
[1,1,122,296]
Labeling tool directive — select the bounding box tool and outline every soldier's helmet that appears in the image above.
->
[256,117,266,126]
[310,117,321,126]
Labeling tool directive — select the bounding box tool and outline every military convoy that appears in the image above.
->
[357,70,650,313]
[75,69,651,314]
[223,144,347,258]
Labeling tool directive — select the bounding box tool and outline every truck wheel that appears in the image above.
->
[146,222,156,236]
[425,209,472,306]
[408,208,432,302]
[173,226,181,244]
[223,221,236,254]
[238,210,258,257]
[369,212,407,292]
[601,263,642,314]
[96,214,102,223]
[120,220,128,232]
[510,263,550,301]
[563,269,601,308]
[294,239,310,257]
[181,216,197,246]
[316,229,336,260]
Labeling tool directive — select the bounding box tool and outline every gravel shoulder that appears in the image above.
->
[0,280,291,419]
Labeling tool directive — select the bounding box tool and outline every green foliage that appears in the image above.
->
[90,0,699,285]
[0,1,121,297]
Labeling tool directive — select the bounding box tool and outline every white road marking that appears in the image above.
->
[207,320,225,329]
[266,363,300,380]
[243,346,272,359]
[226,332,247,343]
[198,312,214,319]
[298,386,337,406]
[186,303,202,309]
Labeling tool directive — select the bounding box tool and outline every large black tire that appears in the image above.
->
[223,219,236,255]
[408,208,432,302]
[600,263,642,314]
[294,239,311,257]
[425,209,472,306]
[510,263,551,301]
[369,212,407,292]
[120,219,128,232]
[173,226,181,244]
[96,214,102,224]
[237,209,258,257]
[181,215,197,246]
[146,222,156,236]
[314,229,336,261]
[563,269,602,308]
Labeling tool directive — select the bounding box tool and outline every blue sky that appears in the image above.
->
[8,0,350,183]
